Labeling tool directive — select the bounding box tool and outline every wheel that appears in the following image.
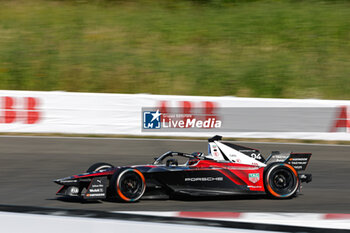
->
[264,163,299,198]
[110,169,146,202]
[86,162,114,172]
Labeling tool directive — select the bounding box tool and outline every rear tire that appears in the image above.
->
[86,162,114,172]
[264,163,299,199]
[110,169,146,202]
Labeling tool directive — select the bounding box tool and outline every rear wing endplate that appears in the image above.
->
[285,153,312,171]
[266,152,311,171]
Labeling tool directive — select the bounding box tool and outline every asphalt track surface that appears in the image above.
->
[0,136,349,213]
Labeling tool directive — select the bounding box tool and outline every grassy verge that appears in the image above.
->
[0,0,350,99]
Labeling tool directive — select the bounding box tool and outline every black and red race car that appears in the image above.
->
[55,135,312,202]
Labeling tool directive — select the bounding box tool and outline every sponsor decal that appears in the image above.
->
[142,104,222,131]
[143,109,221,129]
[248,173,260,183]
[85,177,107,199]
[290,158,307,161]
[89,188,104,193]
[330,105,350,132]
[162,118,221,128]
[143,110,162,129]
[247,185,262,188]
[0,96,41,124]
[69,186,79,194]
[86,193,105,197]
[185,177,223,182]
[59,179,78,183]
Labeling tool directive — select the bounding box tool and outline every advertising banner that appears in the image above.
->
[0,90,349,140]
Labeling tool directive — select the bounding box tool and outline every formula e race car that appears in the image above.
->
[55,136,312,202]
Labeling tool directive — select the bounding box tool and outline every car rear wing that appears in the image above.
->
[285,153,312,171]
[265,152,312,171]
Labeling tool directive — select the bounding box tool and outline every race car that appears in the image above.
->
[54,135,312,202]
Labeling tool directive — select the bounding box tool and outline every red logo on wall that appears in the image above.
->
[1,96,41,124]
[330,106,349,132]
[158,100,219,128]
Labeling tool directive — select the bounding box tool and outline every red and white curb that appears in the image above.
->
[115,211,350,230]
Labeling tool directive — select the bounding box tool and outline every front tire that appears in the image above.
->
[110,169,146,202]
[86,162,114,172]
[264,163,299,198]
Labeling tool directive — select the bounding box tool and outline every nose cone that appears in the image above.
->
[54,176,78,185]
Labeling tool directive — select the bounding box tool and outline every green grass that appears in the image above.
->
[0,0,350,99]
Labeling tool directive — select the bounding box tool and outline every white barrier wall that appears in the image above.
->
[0,90,349,140]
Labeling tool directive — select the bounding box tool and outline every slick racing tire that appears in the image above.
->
[86,162,114,172]
[110,169,146,202]
[264,163,299,199]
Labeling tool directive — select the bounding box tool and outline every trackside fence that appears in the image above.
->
[0,90,350,140]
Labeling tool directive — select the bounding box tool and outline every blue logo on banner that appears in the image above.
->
[143,110,161,129]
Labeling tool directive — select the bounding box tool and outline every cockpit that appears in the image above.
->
[152,151,207,167]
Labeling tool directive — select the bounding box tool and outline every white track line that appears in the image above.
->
[0,211,275,233]
[114,211,350,230]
